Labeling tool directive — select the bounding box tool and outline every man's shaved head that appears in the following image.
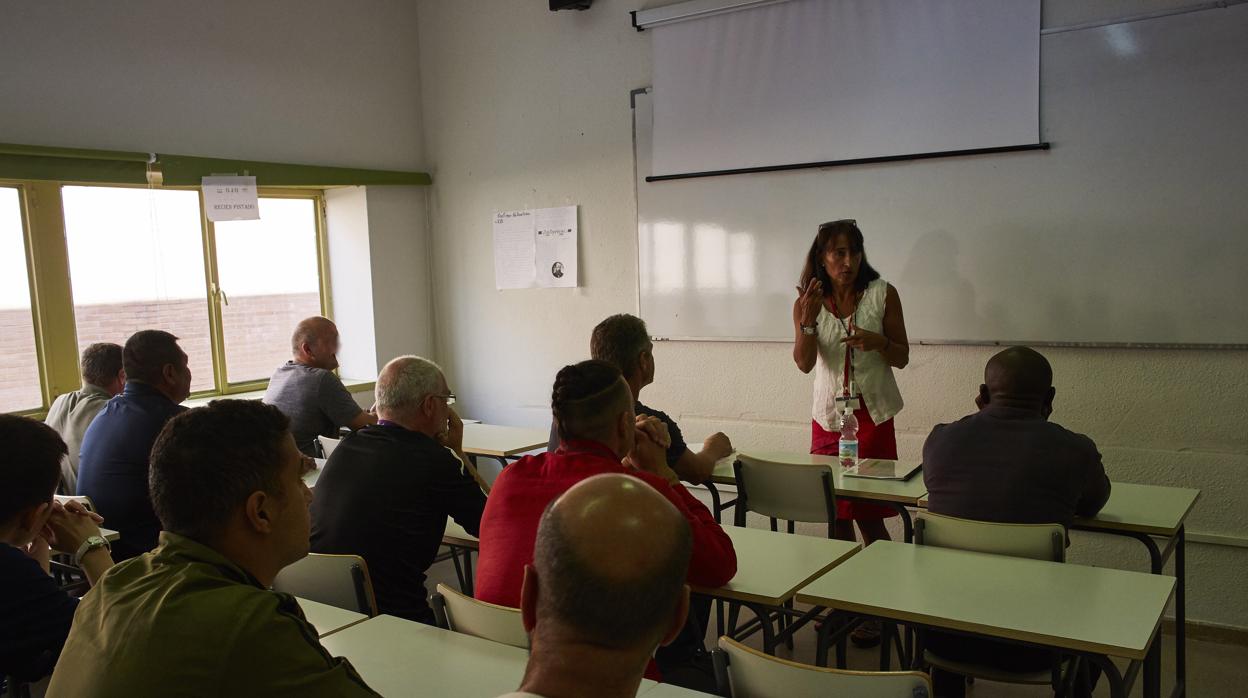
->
[984,346,1053,399]
[532,473,691,649]
[291,316,340,371]
[291,316,335,354]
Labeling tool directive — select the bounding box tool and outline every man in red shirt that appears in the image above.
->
[474,360,736,637]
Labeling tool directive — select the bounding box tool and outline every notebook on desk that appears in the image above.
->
[842,459,921,481]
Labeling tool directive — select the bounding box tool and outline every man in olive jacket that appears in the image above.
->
[48,400,378,697]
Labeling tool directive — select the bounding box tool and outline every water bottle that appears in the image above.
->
[838,405,859,468]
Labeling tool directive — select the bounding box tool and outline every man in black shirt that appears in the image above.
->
[310,356,485,625]
[548,314,733,484]
[1,416,114,683]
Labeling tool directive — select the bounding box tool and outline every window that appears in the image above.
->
[62,186,216,393]
[0,187,43,412]
[213,197,325,384]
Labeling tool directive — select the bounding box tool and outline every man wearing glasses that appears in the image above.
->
[263,316,377,457]
[309,355,485,625]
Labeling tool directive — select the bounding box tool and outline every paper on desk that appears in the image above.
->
[493,210,537,290]
[534,206,577,288]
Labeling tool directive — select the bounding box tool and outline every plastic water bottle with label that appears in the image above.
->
[838,404,859,468]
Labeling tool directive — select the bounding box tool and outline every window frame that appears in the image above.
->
[1,177,340,414]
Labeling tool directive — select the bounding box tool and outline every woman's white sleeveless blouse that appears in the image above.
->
[811,278,904,430]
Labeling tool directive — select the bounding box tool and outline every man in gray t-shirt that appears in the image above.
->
[263,317,376,456]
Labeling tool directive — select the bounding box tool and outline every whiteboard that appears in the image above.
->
[635,4,1248,345]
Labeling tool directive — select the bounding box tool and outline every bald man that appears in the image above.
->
[263,317,376,456]
[921,346,1110,697]
[500,474,692,698]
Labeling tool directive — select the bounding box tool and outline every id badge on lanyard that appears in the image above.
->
[832,298,861,413]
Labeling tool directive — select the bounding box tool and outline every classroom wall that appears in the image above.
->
[416,0,1248,630]
[0,0,430,378]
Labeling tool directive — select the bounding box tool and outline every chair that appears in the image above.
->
[913,512,1074,693]
[729,455,839,654]
[273,553,378,616]
[713,635,932,698]
[316,435,341,459]
[430,583,529,649]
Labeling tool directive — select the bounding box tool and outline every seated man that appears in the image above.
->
[476,360,735,682]
[47,400,378,697]
[77,330,191,559]
[311,355,486,624]
[549,314,733,485]
[0,416,115,684]
[264,316,376,457]
[500,473,692,698]
[44,342,125,494]
[922,346,1111,698]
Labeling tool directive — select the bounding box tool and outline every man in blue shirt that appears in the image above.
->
[78,330,191,560]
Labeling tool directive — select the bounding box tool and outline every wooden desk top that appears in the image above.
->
[296,597,368,638]
[796,541,1174,660]
[321,615,657,696]
[712,452,927,505]
[692,525,860,606]
[462,423,550,458]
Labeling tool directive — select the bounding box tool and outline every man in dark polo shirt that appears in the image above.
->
[548,314,733,485]
[264,316,376,457]
[922,346,1111,697]
[77,330,191,560]
[310,355,486,625]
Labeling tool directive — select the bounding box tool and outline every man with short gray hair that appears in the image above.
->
[45,342,125,493]
[309,355,486,624]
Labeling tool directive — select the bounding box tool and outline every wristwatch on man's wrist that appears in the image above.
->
[800,324,817,336]
[74,535,110,566]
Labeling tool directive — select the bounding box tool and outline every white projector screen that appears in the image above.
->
[650,0,1041,178]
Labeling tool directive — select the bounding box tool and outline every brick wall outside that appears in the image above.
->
[0,291,321,412]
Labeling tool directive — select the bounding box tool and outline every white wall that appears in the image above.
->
[416,0,1248,630]
[0,0,430,378]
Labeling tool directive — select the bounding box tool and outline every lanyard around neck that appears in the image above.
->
[830,291,861,398]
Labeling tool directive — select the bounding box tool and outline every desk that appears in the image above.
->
[462,423,548,459]
[797,541,1175,698]
[920,481,1199,696]
[302,458,326,489]
[296,597,368,638]
[638,683,717,696]
[320,614,658,696]
[442,520,480,595]
[100,527,119,543]
[695,525,859,655]
[708,453,926,540]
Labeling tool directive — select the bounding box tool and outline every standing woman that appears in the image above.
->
[793,219,910,546]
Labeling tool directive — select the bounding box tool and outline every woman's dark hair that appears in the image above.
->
[552,360,631,443]
[799,219,881,294]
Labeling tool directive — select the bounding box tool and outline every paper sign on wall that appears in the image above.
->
[492,205,578,290]
[202,176,260,221]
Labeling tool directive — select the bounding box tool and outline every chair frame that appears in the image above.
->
[712,635,933,698]
[429,583,528,649]
[912,512,1076,696]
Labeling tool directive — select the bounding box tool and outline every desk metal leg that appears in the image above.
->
[1082,653,1127,698]
[1175,526,1186,697]
[706,481,722,523]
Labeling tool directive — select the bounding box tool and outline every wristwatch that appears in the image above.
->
[74,535,110,566]
[801,324,818,336]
